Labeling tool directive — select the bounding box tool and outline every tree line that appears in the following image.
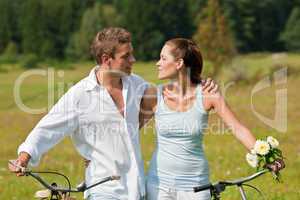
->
[0,0,299,63]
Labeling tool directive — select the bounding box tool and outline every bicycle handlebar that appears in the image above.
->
[29,171,120,193]
[194,169,269,193]
[218,169,268,186]
[8,160,120,193]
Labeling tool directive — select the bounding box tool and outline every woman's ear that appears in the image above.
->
[176,58,184,70]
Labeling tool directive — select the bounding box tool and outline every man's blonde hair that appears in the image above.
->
[90,27,131,64]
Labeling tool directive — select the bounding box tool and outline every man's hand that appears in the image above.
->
[8,152,31,176]
[201,78,218,94]
[84,159,90,168]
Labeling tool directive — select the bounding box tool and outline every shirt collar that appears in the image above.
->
[84,66,130,92]
[84,66,100,91]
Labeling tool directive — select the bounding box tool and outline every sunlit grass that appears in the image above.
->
[1,53,299,199]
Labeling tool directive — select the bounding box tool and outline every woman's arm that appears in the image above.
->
[204,92,256,150]
[139,86,157,129]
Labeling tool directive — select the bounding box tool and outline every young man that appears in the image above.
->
[11,27,218,200]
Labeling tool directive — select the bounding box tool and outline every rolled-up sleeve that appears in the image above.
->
[18,86,80,166]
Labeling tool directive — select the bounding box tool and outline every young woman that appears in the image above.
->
[139,38,257,200]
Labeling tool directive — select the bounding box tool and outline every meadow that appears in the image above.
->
[0,53,299,199]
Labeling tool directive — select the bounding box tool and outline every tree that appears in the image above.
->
[157,1,194,40]
[193,0,236,76]
[280,7,300,51]
[66,2,121,60]
[0,41,18,63]
[124,0,194,60]
[39,0,88,59]
[221,0,294,52]
[0,0,21,53]
[19,0,44,55]
[123,0,164,60]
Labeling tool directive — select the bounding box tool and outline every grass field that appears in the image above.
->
[0,53,299,199]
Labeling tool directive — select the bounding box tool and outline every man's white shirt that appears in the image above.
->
[18,67,149,199]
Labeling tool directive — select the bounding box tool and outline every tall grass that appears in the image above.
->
[0,53,299,199]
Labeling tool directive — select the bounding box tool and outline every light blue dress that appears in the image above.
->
[147,84,210,191]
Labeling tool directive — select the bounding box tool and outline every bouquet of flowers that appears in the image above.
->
[246,136,284,181]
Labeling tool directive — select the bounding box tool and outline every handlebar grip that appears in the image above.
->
[111,176,121,180]
[8,160,29,174]
[193,183,212,193]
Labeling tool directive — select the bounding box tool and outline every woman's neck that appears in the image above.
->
[170,73,195,98]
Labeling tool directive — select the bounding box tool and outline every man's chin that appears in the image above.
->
[124,69,132,76]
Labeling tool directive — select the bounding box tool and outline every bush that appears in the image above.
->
[280,7,300,51]
[224,58,263,84]
[0,41,18,63]
[42,59,74,70]
[20,54,40,69]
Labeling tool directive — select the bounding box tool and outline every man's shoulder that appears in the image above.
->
[62,76,90,99]
[128,73,148,85]
[127,74,149,95]
[74,75,97,91]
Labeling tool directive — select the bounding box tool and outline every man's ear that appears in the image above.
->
[101,54,112,66]
[176,58,184,70]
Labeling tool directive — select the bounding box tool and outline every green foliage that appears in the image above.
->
[280,7,300,51]
[20,54,40,69]
[0,0,11,53]
[193,0,236,76]
[124,0,194,60]
[19,0,44,55]
[156,0,194,40]
[18,0,87,59]
[124,0,163,60]
[0,56,300,198]
[222,0,294,52]
[40,0,88,59]
[0,0,21,53]
[0,41,18,63]
[66,3,121,60]
[0,0,298,63]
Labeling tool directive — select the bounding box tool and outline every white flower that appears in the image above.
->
[246,153,258,168]
[254,140,270,155]
[267,136,279,148]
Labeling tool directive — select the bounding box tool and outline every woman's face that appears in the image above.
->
[156,44,179,80]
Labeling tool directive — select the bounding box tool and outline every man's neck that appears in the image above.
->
[96,68,122,90]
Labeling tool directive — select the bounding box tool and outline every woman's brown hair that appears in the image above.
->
[165,38,203,84]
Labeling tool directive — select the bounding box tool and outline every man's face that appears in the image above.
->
[109,43,136,76]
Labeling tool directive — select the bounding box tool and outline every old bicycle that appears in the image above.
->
[8,160,120,200]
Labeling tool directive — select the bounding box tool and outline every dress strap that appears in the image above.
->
[155,84,164,114]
